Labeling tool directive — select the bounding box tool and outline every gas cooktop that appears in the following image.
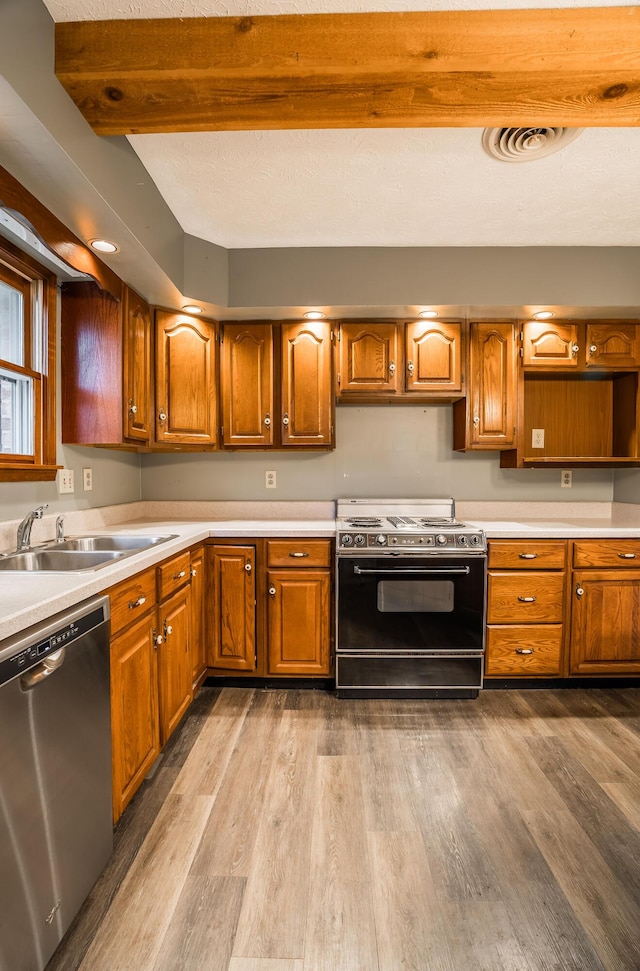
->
[336,498,486,552]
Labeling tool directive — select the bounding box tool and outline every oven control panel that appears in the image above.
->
[338,531,485,551]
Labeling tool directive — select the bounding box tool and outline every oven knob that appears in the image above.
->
[436,534,448,546]
[469,533,481,546]
[457,534,468,546]
[354,533,366,546]
[375,534,387,546]
[340,533,353,546]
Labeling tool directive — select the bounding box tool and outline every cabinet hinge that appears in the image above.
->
[519,331,523,341]
[519,347,524,357]
[337,373,341,386]
[219,324,224,342]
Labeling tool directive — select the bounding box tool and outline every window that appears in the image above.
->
[0,238,57,480]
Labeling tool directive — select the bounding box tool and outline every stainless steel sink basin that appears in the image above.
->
[0,534,178,573]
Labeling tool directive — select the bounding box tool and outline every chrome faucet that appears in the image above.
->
[56,515,65,542]
[16,504,48,551]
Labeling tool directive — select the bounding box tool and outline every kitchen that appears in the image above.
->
[1,0,640,969]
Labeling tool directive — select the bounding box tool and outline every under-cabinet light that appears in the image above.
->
[89,238,119,254]
[304,311,325,320]
[532,311,554,320]
[418,310,439,318]
[182,304,203,314]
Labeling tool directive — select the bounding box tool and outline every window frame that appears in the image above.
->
[0,237,58,481]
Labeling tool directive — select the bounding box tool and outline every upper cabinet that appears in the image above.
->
[453,321,517,451]
[62,281,152,448]
[154,309,218,449]
[522,320,640,371]
[221,320,334,449]
[336,320,463,402]
[521,320,579,368]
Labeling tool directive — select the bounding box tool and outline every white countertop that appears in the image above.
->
[4,498,640,641]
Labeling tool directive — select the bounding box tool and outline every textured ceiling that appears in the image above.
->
[42,0,640,248]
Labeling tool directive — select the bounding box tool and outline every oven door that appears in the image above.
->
[337,554,486,653]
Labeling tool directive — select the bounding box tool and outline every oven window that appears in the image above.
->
[377,580,454,613]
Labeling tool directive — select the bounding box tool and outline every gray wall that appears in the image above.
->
[141,406,614,502]
[613,469,640,504]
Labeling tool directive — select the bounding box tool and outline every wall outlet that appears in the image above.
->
[265,470,277,489]
[532,428,545,449]
[58,469,74,494]
[83,467,93,491]
[561,470,573,488]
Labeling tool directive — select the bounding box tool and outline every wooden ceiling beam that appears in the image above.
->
[55,8,640,134]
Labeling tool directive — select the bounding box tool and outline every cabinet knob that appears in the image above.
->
[164,623,173,637]
[407,360,415,374]
[473,415,480,427]
[245,562,252,573]
[617,552,636,559]
[173,570,186,580]
[191,568,197,576]
[282,413,290,427]
[576,585,584,599]
[388,361,396,374]
[517,596,537,603]
[571,343,580,356]
[129,402,138,416]
[153,630,163,647]
[268,586,276,597]
[264,414,271,427]
[128,596,146,609]
[589,344,598,354]
[515,648,534,655]
[158,409,167,423]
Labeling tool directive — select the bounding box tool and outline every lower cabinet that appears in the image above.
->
[110,550,195,823]
[206,537,333,678]
[485,540,567,678]
[190,545,207,689]
[569,540,640,675]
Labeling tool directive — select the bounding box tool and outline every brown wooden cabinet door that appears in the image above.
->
[405,320,462,394]
[585,322,640,368]
[208,545,257,671]
[122,285,151,444]
[570,570,640,675]
[190,546,206,688]
[155,309,218,446]
[267,569,330,675]
[110,612,160,821]
[281,320,333,446]
[221,323,274,446]
[468,321,517,447]
[157,585,193,744]
[337,322,401,395]
[522,320,579,367]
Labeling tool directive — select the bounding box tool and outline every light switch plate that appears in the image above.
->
[58,469,74,494]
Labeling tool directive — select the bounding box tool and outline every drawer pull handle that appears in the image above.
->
[618,552,636,559]
[289,551,309,558]
[173,570,186,580]
[515,648,534,655]
[519,553,537,559]
[517,596,537,603]
[128,596,146,609]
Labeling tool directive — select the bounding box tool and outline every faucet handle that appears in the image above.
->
[34,504,49,518]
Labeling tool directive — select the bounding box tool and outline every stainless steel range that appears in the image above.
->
[335,498,487,698]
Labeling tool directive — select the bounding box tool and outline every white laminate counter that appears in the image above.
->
[467,518,640,539]
[0,518,335,640]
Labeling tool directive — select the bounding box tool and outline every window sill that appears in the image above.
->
[0,464,61,482]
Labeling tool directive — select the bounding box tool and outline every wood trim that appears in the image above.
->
[55,8,640,134]
[0,166,122,298]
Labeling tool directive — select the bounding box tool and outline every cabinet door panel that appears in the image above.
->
[222,323,273,446]
[338,323,401,394]
[208,545,256,671]
[570,570,640,673]
[469,322,516,447]
[586,322,640,368]
[155,310,217,446]
[157,586,193,744]
[110,613,160,821]
[267,569,330,675]
[123,286,151,443]
[405,320,462,393]
[522,321,578,367]
[281,320,333,446]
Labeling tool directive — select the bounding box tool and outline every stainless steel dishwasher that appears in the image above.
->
[0,595,112,971]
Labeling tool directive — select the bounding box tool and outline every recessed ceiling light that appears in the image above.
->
[182,304,203,314]
[532,311,554,320]
[89,238,119,254]
[418,310,438,319]
[304,311,325,320]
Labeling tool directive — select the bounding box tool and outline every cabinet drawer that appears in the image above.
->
[109,567,157,636]
[488,540,566,570]
[485,626,563,677]
[157,550,192,601]
[488,572,565,623]
[572,540,640,568]
[267,539,332,568]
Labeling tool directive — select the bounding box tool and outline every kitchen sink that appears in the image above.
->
[0,534,178,573]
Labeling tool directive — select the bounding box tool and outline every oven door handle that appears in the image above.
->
[352,565,470,575]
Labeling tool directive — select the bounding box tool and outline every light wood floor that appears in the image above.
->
[47,686,640,971]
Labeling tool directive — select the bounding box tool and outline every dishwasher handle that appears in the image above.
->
[20,647,66,690]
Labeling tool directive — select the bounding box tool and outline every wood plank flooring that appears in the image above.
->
[46,686,640,971]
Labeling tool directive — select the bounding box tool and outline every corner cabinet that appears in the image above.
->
[453,320,517,450]
[336,319,463,402]
[154,309,218,448]
[220,320,334,449]
[62,280,153,448]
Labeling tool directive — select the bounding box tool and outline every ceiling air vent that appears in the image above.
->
[482,127,583,162]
